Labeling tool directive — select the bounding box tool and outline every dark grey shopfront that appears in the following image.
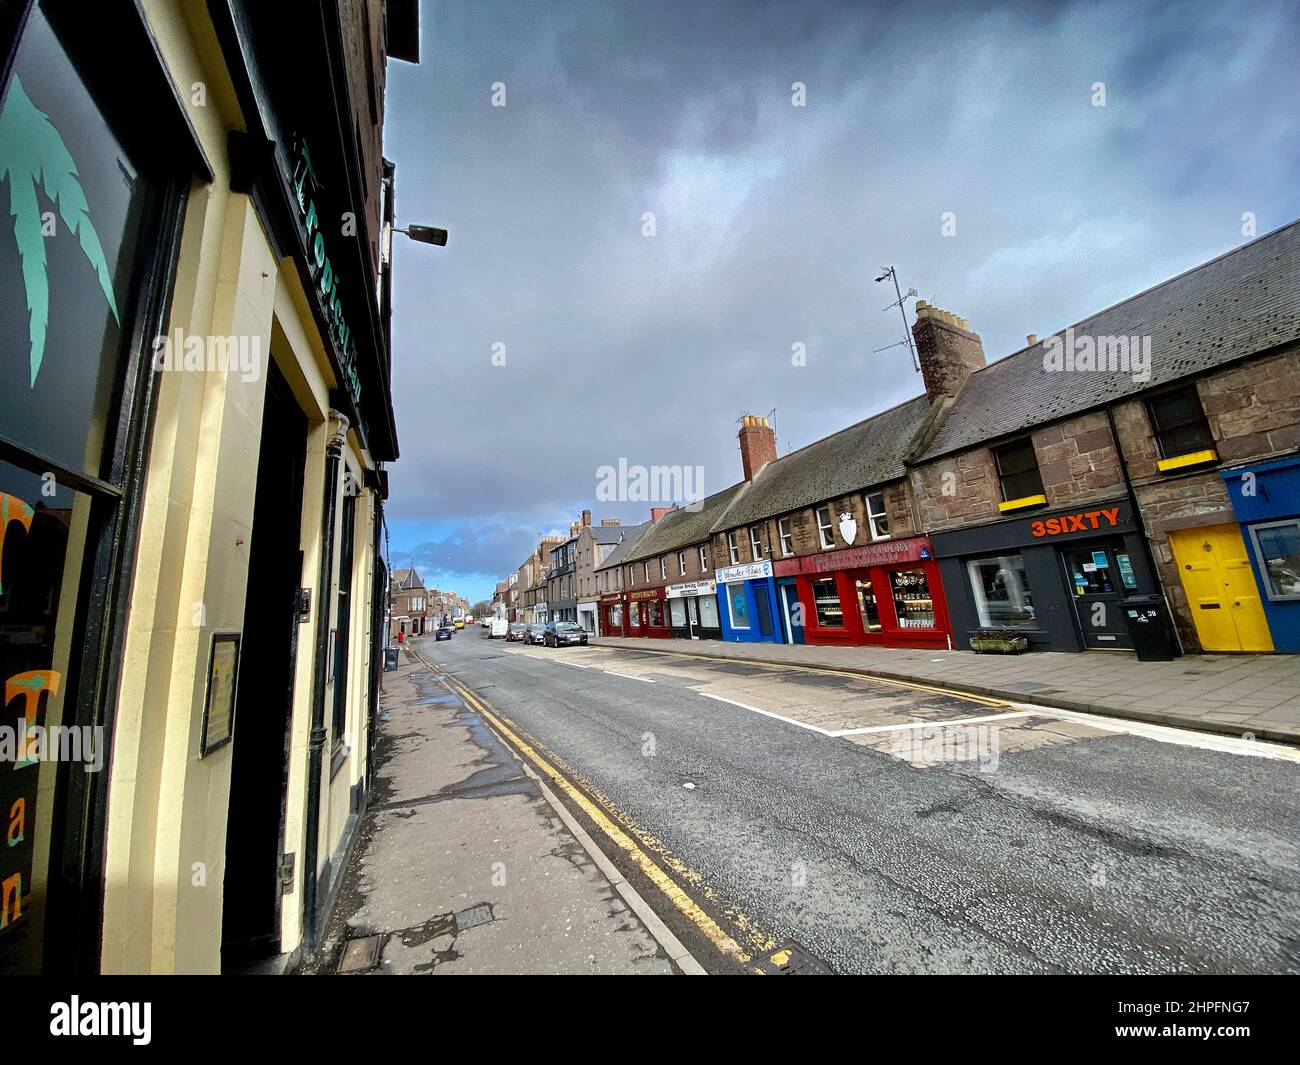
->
[930,499,1160,652]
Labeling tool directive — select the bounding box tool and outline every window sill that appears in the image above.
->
[998,494,1048,513]
[1156,449,1218,473]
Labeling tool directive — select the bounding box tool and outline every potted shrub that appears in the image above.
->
[969,628,1029,654]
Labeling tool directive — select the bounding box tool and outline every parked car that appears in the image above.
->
[506,622,528,642]
[454,618,465,629]
[544,621,589,648]
[435,624,452,641]
[489,618,509,639]
[524,624,547,645]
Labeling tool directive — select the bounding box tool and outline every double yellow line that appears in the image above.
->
[408,648,757,966]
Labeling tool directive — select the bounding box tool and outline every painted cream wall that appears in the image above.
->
[103,0,387,973]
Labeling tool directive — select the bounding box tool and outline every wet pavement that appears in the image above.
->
[305,648,677,975]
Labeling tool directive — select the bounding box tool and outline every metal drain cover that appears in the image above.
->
[455,903,494,932]
[337,934,384,973]
[752,941,831,975]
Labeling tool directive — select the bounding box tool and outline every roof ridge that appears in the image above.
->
[967,218,1300,376]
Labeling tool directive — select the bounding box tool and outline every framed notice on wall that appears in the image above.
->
[200,632,241,757]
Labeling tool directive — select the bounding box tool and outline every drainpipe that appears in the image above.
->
[1105,403,1184,653]
[303,408,349,954]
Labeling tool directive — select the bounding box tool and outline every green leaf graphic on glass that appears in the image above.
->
[0,75,120,387]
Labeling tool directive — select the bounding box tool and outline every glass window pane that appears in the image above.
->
[0,459,91,973]
[727,585,751,628]
[1065,549,1117,595]
[699,594,719,628]
[669,599,686,626]
[889,568,936,628]
[0,9,155,477]
[967,554,1036,627]
[1255,523,1300,599]
[812,577,843,627]
[854,577,881,631]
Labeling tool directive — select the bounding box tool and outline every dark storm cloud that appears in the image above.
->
[382,0,1300,589]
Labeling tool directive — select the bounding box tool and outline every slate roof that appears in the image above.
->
[918,220,1300,462]
[620,483,750,563]
[717,394,935,530]
[591,523,629,545]
[392,568,424,590]
[595,520,652,571]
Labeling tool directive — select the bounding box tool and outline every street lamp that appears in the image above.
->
[396,223,448,246]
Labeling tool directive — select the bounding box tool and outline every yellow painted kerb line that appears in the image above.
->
[409,649,751,965]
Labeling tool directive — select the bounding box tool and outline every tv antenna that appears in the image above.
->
[872,266,919,372]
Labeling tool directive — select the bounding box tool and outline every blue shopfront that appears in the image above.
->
[1223,456,1300,652]
[715,561,784,643]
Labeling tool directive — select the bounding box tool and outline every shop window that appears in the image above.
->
[1148,386,1214,459]
[727,585,751,628]
[1249,521,1300,601]
[816,507,834,549]
[778,518,793,556]
[699,545,708,571]
[967,554,1037,627]
[853,578,881,632]
[628,604,640,628]
[727,532,739,565]
[889,569,935,628]
[647,600,663,627]
[677,551,686,576]
[865,492,890,541]
[699,594,719,629]
[811,578,844,627]
[750,525,764,559]
[993,439,1044,502]
[669,599,686,627]
[611,604,622,628]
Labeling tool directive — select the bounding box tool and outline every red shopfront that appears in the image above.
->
[777,535,953,650]
[627,586,671,638]
[599,593,626,637]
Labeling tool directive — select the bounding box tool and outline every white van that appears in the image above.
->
[489,618,508,639]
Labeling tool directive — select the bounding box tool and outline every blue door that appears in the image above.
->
[779,579,805,643]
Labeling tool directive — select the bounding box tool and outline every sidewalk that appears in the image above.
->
[306,645,686,974]
[590,636,1300,745]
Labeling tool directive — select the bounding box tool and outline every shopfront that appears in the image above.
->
[666,580,720,640]
[930,499,1160,652]
[776,536,951,650]
[598,593,625,637]
[627,586,671,638]
[716,561,783,643]
[1223,456,1300,652]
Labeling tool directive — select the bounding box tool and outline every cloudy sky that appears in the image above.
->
[382,0,1300,605]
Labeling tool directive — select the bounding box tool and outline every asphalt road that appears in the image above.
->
[418,630,1300,975]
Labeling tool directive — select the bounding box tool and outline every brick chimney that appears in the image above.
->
[912,301,986,399]
[738,414,777,481]
[582,509,592,526]
[650,507,674,523]
[600,518,621,526]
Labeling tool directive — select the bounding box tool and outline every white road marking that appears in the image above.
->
[699,692,837,737]
[604,670,654,683]
[830,710,1036,737]
[547,658,590,669]
[1013,702,1300,763]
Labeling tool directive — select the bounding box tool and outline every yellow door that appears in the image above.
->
[1170,525,1274,652]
